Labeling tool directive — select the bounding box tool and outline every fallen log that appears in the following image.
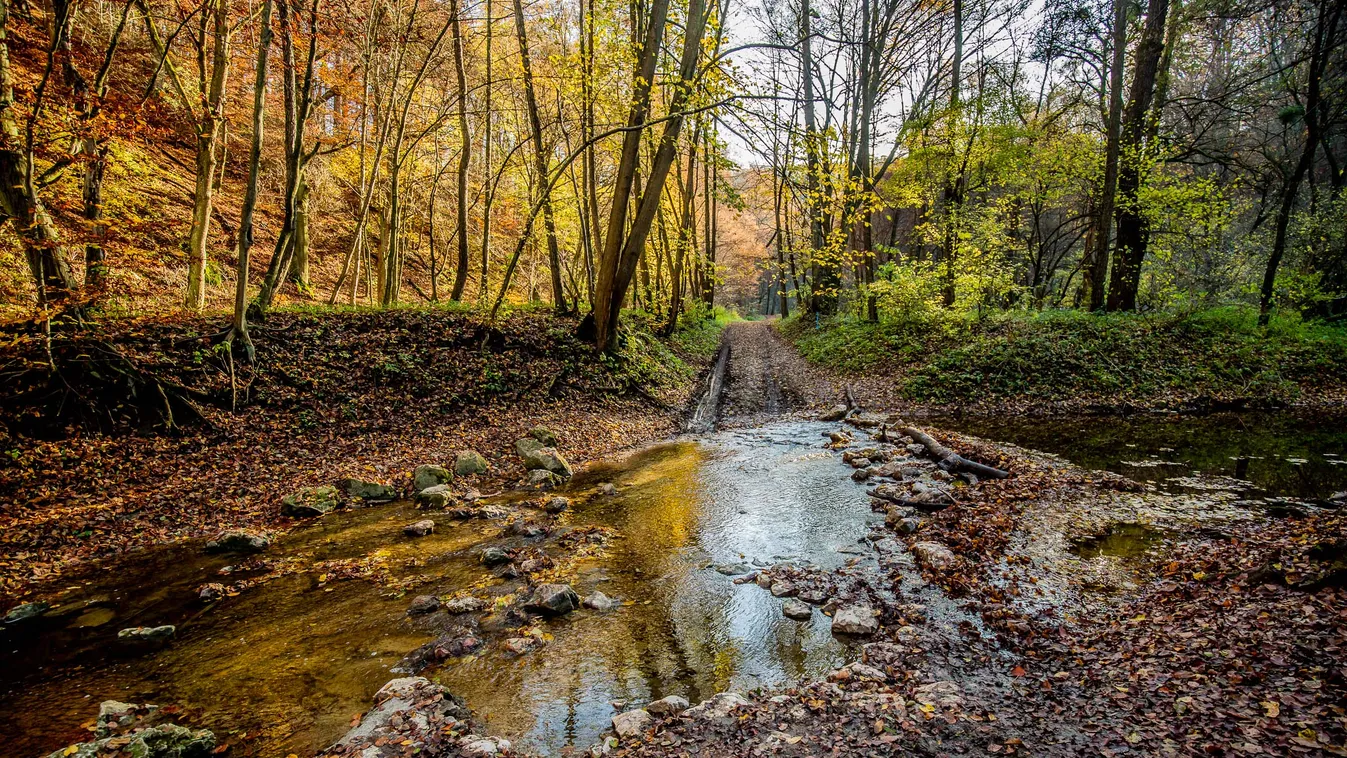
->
[898,426,1010,480]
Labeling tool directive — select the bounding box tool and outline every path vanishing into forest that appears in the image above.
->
[716,320,840,425]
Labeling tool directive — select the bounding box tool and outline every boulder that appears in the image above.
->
[407,595,440,615]
[850,468,871,482]
[645,695,690,717]
[911,541,956,570]
[412,465,453,493]
[684,692,751,720]
[831,606,878,636]
[404,519,435,537]
[48,723,214,758]
[204,530,270,554]
[198,583,225,602]
[527,469,565,489]
[525,584,580,616]
[4,601,49,624]
[480,547,511,566]
[611,709,653,740]
[583,591,620,611]
[281,485,339,518]
[340,478,398,502]
[515,437,546,457]
[118,625,176,644]
[529,426,560,447]
[444,596,487,614]
[782,599,812,620]
[332,677,469,751]
[544,496,571,514]
[415,484,455,509]
[454,450,490,477]
[520,444,574,478]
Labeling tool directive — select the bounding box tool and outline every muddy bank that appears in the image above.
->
[0,308,719,595]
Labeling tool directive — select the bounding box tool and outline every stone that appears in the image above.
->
[529,426,560,447]
[798,588,829,605]
[444,596,487,614]
[685,692,751,720]
[479,504,512,519]
[544,496,571,514]
[851,468,871,482]
[583,591,620,611]
[118,625,176,644]
[715,563,752,576]
[412,464,453,492]
[828,431,852,444]
[97,700,140,728]
[906,443,926,456]
[884,506,916,526]
[911,541,956,570]
[831,606,878,636]
[48,723,215,758]
[340,478,398,502]
[818,404,848,422]
[895,518,920,535]
[4,601,49,624]
[645,695,690,717]
[525,583,581,616]
[520,444,574,478]
[198,583,225,602]
[829,662,887,682]
[205,530,270,554]
[527,469,565,489]
[597,482,617,495]
[281,485,339,517]
[611,708,653,740]
[849,457,873,469]
[454,450,490,477]
[895,625,921,643]
[415,484,455,509]
[462,737,512,757]
[480,547,511,566]
[503,637,536,654]
[782,599,812,620]
[914,680,964,709]
[334,676,469,750]
[404,519,435,537]
[770,580,797,597]
[755,573,773,589]
[407,595,440,614]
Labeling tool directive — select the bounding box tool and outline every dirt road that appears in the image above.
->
[716,320,841,426]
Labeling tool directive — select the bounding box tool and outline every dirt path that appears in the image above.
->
[717,319,841,425]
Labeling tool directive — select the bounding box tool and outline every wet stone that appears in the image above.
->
[204,530,270,554]
[597,482,617,496]
[443,596,487,614]
[407,595,439,615]
[646,695,690,717]
[831,605,878,636]
[415,484,455,509]
[340,478,398,502]
[798,588,829,605]
[544,496,571,514]
[911,541,956,570]
[281,485,339,518]
[715,563,752,576]
[117,625,176,644]
[770,580,797,597]
[525,583,581,616]
[4,601,49,624]
[454,450,490,476]
[412,464,453,492]
[198,583,225,602]
[611,709,653,740]
[583,591,620,611]
[480,547,510,566]
[403,519,435,537]
[782,599,813,620]
[503,637,536,655]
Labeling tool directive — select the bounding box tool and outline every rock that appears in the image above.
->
[412,464,453,492]
[340,478,398,502]
[770,580,797,597]
[519,558,549,573]
[782,599,812,620]
[895,518,920,535]
[479,504,512,519]
[333,676,469,751]
[849,457,873,469]
[525,584,580,616]
[97,700,141,729]
[931,469,952,482]
[846,413,884,429]
[851,468,871,482]
[914,680,964,709]
[583,591,620,611]
[444,596,487,614]
[818,404,848,422]
[798,588,829,605]
[544,496,571,514]
[755,573,774,589]
[685,692,751,720]
[198,583,225,602]
[895,625,921,643]
[831,606,878,636]
[829,662,887,682]
[118,625,176,644]
[204,530,270,554]
[48,723,215,758]
[454,450,490,477]
[4,601,49,624]
[715,563,752,576]
[503,637,536,654]
[520,444,574,478]
[415,484,455,509]
[281,485,339,517]
[597,482,617,495]
[645,695,690,717]
[527,469,565,489]
[407,595,440,615]
[529,426,560,447]
[828,431,852,444]
[905,443,926,455]
[480,547,511,566]
[911,541,956,570]
[873,460,908,479]
[612,708,653,740]
[884,506,916,526]
[404,519,435,537]
[462,737,512,757]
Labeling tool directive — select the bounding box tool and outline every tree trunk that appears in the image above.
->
[479,0,494,302]
[1086,0,1128,311]
[184,0,230,311]
[449,0,472,301]
[232,0,273,361]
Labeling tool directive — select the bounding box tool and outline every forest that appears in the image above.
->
[2,0,1346,756]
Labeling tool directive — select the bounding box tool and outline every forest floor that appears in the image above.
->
[0,306,723,598]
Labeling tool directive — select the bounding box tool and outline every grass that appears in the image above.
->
[778,307,1347,407]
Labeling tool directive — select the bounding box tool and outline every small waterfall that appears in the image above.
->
[686,341,730,433]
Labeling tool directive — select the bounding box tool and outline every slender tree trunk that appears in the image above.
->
[184,0,230,311]
[233,0,273,361]
[449,0,472,300]
[1087,0,1128,311]
[479,0,494,302]
[800,0,831,314]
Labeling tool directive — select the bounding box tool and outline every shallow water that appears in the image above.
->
[1,422,878,757]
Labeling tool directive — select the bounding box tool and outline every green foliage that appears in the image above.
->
[780,308,1347,407]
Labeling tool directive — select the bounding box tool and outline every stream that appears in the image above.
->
[2,412,1344,757]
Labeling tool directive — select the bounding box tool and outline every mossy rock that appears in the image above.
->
[413,465,453,492]
[454,450,489,476]
[340,478,398,502]
[529,426,560,447]
[281,485,340,518]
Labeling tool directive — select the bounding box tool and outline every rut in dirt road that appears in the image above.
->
[715,320,838,427]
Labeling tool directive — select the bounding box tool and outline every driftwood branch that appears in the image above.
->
[899,426,1010,480]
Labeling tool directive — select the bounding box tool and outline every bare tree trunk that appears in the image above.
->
[1086,0,1128,311]
[232,0,273,362]
[800,0,831,314]
[479,0,494,302]
[184,0,230,311]
[449,0,472,301]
